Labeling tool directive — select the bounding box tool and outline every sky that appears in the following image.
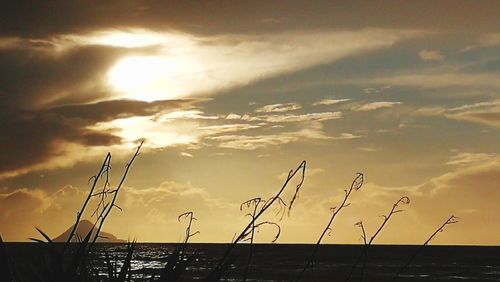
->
[0,1,499,245]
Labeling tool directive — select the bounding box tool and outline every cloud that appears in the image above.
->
[445,99,500,128]
[0,188,50,239]
[352,101,402,111]
[2,2,498,39]
[180,152,193,158]
[446,152,496,166]
[0,44,130,109]
[89,116,200,150]
[210,152,233,157]
[159,110,219,120]
[100,181,237,242]
[364,73,500,89]
[332,133,362,140]
[228,112,342,123]
[77,108,347,152]
[448,100,500,112]
[207,122,357,150]
[208,134,297,150]
[88,111,263,152]
[0,27,422,177]
[0,99,196,179]
[200,124,261,135]
[411,157,500,245]
[122,181,210,207]
[312,98,351,106]
[0,181,235,242]
[0,188,48,215]
[3,157,500,244]
[413,106,447,116]
[460,33,500,52]
[51,99,197,123]
[329,156,500,244]
[9,28,419,102]
[418,49,444,61]
[362,86,391,94]
[415,99,500,128]
[258,112,342,123]
[357,146,380,152]
[277,167,324,180]
[0,185,88,240]
[448,110,500,128]
[84,107,343,155]
[254,103,302,113]
[0,114,118,179]
[226,113,242,120]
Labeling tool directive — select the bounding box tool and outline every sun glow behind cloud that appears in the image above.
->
[89,115,201,149]
[108,55,201,101]
[89,30,168,48]
[103,29,423,102]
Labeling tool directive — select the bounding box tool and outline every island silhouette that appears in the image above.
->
[53,219,125,243]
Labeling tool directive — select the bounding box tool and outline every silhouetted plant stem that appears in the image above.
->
[206,160,306,280]
[241,198,261,282]
[91,157,113,219]
[392,215,459,281]
[239,197,284,282]
[64,153,111,251]
[346,196,410,282]
[296,172,364,281]
[354,221,368,282]
[178,211,200,255]
[355,221,368,246]
[90,141,143,248]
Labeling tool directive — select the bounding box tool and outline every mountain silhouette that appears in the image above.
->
[53,219,125,243]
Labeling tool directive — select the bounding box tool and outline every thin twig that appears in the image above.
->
[346,196,410,282]
[392,215,459,281]
[89,141,143,248]
[64,153,111,251]
[207,160,307,279]
[296,172,364,281]
[178,211,200,255]
[241,198,261,282]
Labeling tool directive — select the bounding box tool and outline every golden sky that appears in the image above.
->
[0,1,499,245]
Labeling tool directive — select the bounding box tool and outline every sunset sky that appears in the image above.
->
[1,1,499,245]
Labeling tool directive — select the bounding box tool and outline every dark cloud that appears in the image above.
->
[0,99,195,178]
[1,1,499,38]
[0,45,127,109]
[0,109,119,176]
[50,99,195,123]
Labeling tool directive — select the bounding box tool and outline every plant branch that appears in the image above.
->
[392,215,459,281]
[296,172,364,281]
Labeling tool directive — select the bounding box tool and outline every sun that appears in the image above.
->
[108,55,198,102]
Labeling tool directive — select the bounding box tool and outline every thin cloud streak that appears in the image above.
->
[254,103,302,113]
[415,99,500,128]
[352,101,402,112]
[312,98,351,106]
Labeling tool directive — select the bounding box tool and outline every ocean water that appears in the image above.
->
[4,243,500,281]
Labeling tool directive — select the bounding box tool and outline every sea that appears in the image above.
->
[3,243,500,281]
